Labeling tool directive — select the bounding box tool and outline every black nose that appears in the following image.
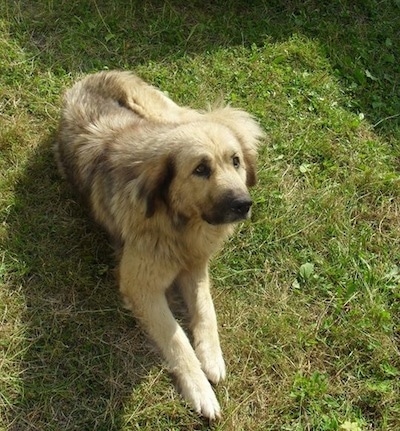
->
[231,198,252,215]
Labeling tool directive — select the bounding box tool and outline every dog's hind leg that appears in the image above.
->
[177,266,226,385]
[119,249,221,420]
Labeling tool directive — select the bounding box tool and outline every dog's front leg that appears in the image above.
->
[119,249,221,420]
[178,265,226,385]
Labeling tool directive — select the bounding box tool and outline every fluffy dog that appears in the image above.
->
[54,70,263,420]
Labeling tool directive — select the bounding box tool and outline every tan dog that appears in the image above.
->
[54,71,263,420]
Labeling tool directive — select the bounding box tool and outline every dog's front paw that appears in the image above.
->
[195,343,226,384]
[178,371,221,420]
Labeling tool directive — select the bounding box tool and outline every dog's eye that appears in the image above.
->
[193,163,211,178]
[232,156,240,168]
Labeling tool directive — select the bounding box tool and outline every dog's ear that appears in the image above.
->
[205,106,264,187]
[137,154,175,217]
[242,149,258,187]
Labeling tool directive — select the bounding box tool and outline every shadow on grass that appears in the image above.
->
[4,0,400,137]
[4,136,169,429]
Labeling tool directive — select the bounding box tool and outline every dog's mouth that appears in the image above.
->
[202,195,253,225]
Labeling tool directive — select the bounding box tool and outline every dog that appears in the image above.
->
[54,70,263,420]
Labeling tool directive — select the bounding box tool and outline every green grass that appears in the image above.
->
[1,0,399,430]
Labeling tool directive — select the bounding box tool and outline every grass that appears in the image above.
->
[1,0,399,430]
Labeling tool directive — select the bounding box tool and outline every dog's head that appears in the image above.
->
[137,112,263,226]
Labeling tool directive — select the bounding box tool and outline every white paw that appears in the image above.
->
[195,343,226,384]
[178,371,221,420]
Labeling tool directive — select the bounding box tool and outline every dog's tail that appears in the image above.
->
[60,71,137,129]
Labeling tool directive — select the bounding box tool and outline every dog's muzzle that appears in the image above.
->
[202,192,253,225]
[230,197,252,218]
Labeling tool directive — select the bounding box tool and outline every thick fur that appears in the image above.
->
[54,70,264,420]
